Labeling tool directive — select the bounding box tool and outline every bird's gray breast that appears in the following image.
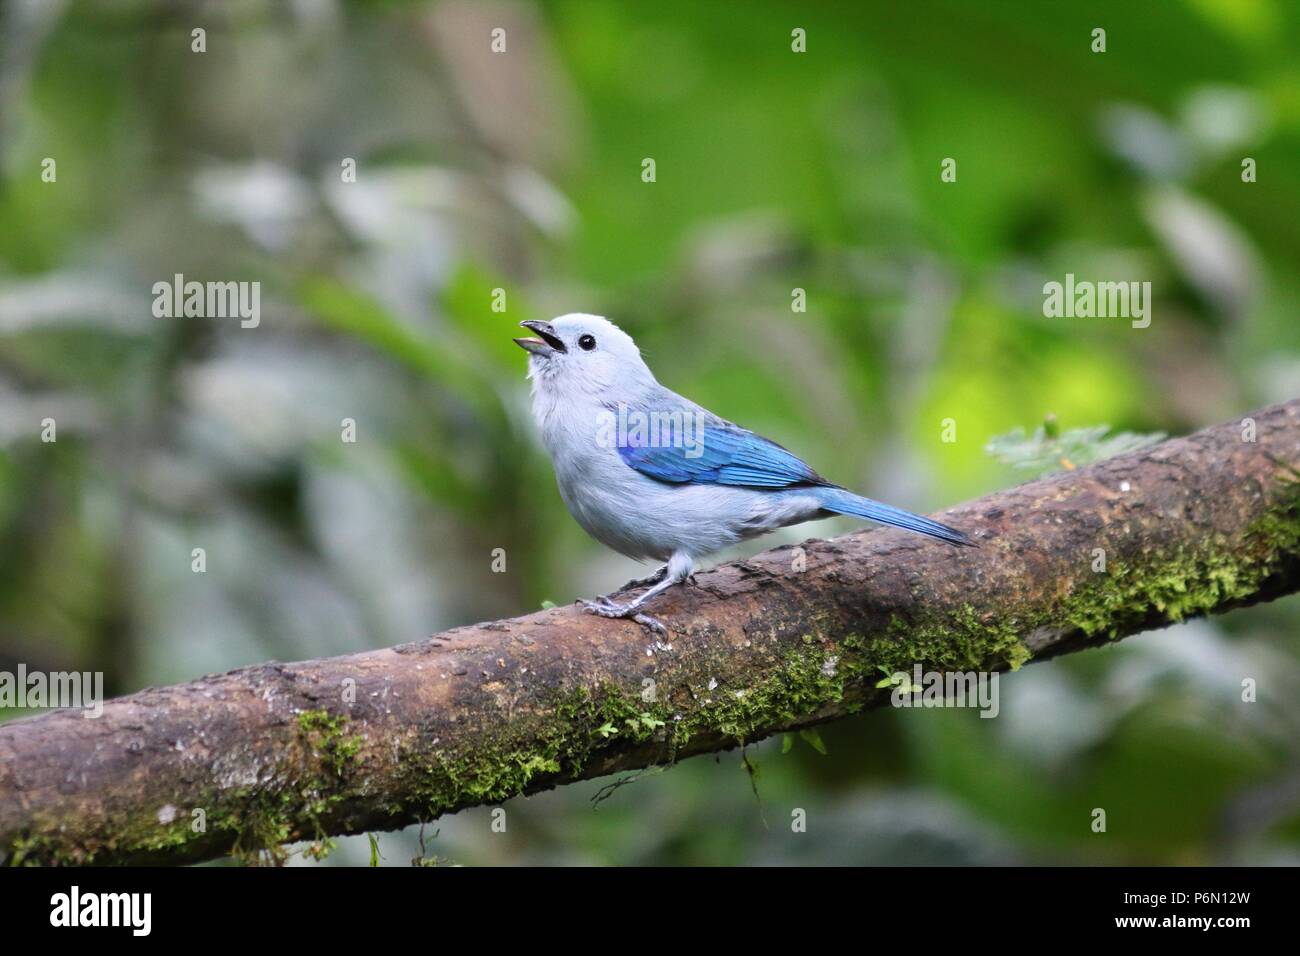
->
[537,402,654,557]
[535,393,824,562]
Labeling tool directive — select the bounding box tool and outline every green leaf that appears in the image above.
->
[798,728,828,755]
[781,733,794,754]
[985,418,1164,477]
[441,262,535,368]
[297,276,506,424]
[368,833,382,867]
[298,277,452,381]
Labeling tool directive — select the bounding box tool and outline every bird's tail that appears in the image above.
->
[814,487,975,547]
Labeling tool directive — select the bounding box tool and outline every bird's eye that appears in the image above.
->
[578,334,596,351]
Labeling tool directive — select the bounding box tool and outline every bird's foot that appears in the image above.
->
[619,565,668,591]
[581,598,668,637]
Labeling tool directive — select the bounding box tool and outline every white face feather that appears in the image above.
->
[525,313,658,404]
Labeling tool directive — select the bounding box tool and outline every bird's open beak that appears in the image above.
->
[514,320,567,356]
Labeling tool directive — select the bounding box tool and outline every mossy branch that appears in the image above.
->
[3,401,1300,866]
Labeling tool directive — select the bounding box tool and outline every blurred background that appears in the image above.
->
[2,0,1299,865]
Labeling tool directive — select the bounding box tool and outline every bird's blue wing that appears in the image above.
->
[617,421,827,489]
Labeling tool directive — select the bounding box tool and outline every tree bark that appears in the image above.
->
[3,401,1299,866]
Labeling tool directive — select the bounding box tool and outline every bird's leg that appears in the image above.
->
[619,564,668,591]
[591,565,667,605]
[583,553,693,636]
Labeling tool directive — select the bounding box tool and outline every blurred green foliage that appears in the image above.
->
[1,0,1299,865]
[985,417,1165,476]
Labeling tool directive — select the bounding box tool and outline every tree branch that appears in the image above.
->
[3,401,1299,866]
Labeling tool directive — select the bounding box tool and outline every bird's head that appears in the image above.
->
[514,313,655,399]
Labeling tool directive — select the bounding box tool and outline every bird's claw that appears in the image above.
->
[631,613,668,637]
[580,598,668,636]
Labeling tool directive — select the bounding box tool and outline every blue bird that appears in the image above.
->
[515,314,974,633]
